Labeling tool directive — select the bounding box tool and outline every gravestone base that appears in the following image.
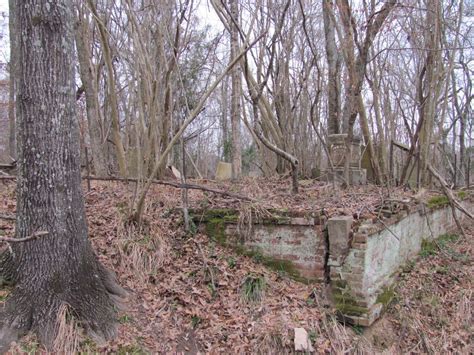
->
[327,168,367,185]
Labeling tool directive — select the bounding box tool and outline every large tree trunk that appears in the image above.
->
[0,0,125,350]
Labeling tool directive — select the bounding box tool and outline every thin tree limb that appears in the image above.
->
[0,231,49,243]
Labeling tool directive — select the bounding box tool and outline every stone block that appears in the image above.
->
[215,161,232,180]
[294,328,314,352]
[327,168,367,185]
[352,242,367,250]
[290,217,315,226]
[353,234,367,243]
[328,216,353,259]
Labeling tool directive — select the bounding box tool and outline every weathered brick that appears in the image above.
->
[352,242,367,250]
[353,234,367,243]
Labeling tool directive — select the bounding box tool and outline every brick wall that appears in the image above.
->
[328,199,473,326]
[225,220,326,280]
[194,211,327,281]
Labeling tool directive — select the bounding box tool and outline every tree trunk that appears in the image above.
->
[323,0,341,135]
[75,9,108,176]
[0,0,125,350]
[87,0,128,177]
[230,0,242,179]
[7,0,17,160]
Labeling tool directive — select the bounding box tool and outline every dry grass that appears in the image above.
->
[52,304,80,354]
[254,326,292,354]
[116,222,168,284]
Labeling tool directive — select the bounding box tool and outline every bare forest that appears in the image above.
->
[0,0,473,353]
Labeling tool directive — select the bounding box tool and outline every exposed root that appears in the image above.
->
[0,252,126,352]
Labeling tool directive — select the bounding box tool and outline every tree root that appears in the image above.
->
[0,253,126,352]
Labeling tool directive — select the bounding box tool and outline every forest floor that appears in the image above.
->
[0,178,472,353]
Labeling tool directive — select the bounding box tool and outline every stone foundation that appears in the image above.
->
[328,200,472,326]
[194,196,471,326]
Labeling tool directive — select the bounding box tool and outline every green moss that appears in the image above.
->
[191,208,306,225]
[427,192,467,209]
[205,220,308,282]
[420,233,459,257]
[119,314,133,323]
[437,233,459,247]
[331,282,368,317]
[205,218,227,245]
[427,195,449,209]
[191,208,239,222]
[376,287,396,306]
[420,239,437,257]
[21,340,39,354]
[335,303,368,316]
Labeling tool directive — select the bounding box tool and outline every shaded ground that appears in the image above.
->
[0,178,472,353]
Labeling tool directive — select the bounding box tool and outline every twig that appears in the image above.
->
[0,213,15,221]
[376,217,400,241]
[0,231,49,243]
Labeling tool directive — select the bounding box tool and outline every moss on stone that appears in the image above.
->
[427,195,449,209]
[376,287,395,306]
[331,282,368,317]
[191,208,239,223]
[427,191,467,209]
[190,207,311,225]
[205,218,227,245]
[203,217,309,281]
[335,303,369,317]
[420,239,437,257]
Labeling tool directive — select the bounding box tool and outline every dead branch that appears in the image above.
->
[85,176,257,202]
[0,231,48,243]
[428,165,473,219]
[0,174,257,202]
[0,213,15,221]
[428,165,472,237]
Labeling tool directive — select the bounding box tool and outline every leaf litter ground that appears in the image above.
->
[0,178,472,353]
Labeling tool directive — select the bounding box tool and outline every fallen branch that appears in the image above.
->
[0,213,15,221]
[0,231,49,243]
[0,175,16,180]
[0,175,255,202]
[85,175,257,202]
[428,165,472,237]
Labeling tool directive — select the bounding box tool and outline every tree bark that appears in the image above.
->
[323,0,341,135]
[229,0,242,179]
[7,0,17,160]
[0,0,125,350]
